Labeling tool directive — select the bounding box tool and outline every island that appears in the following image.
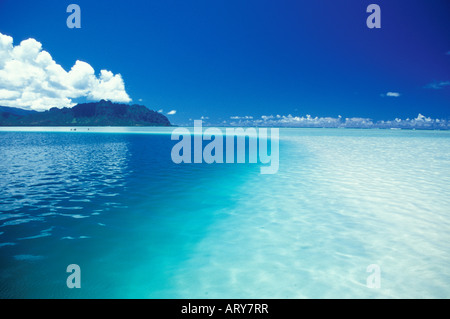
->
[0,100,171,126]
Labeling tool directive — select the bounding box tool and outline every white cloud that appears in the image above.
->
[224,113,449,129]
[424,81,450,90]
[386,92,401,97]
[167,110,176,115]
[0,32,131,111]
[230,115,253,119]
[0,89,20,99]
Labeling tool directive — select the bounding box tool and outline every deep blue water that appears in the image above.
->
[0,130,258,298]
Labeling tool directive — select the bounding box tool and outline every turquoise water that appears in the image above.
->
[0,127,449,298]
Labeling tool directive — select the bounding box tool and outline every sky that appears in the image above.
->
[0,0,449,125]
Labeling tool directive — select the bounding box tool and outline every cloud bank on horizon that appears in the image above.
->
[221,113,450,130]
[0,32,131,111]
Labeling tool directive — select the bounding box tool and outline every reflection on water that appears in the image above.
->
[0,133,130,219]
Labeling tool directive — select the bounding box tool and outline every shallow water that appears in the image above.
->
[0,128,449,298]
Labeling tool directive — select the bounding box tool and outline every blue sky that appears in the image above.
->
[0,0,449,125]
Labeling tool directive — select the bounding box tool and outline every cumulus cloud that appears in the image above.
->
[167,110,176,115]
[424,81,450,90]
[0,32,131,111]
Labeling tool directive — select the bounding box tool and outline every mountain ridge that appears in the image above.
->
[0,100,171,126]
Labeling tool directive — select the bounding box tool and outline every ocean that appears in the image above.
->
[0,127,449,298]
